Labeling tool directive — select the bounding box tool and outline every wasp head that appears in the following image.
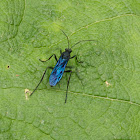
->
[62,48,72,59]
[65,48,72,53]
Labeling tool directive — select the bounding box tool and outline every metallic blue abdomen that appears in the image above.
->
[49,56,68,86]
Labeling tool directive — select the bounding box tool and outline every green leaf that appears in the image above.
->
[0,0,140,139]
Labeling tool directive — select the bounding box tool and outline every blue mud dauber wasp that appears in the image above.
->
[30,30,95,103]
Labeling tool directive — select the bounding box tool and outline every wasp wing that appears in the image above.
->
[49,56,68,86]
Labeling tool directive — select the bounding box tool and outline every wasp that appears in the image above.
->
[30,30,95,103]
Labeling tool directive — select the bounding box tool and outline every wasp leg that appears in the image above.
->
[60,49,62,54]
[30,66,54,96]
[39,54,58,62]
[70,55,83,63]
[66,66,74,69]
[64,70,72,103]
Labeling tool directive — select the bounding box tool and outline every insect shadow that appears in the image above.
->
[30,30,96,103]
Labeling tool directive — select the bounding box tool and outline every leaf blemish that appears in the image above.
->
[105,81,111,87]
[24,89,31,100]
[41,120,45,125]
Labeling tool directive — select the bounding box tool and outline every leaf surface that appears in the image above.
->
[0,0,140,139]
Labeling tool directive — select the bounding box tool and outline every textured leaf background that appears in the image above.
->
[0,0,140,139]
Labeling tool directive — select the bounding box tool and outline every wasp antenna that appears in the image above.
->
[60,29,70,49]
[71,40,97,49]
